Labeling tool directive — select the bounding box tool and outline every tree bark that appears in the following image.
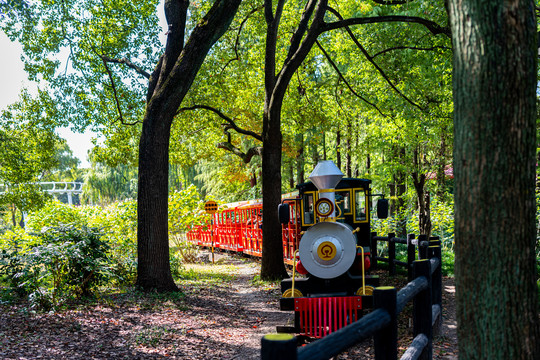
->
[136,0,242,291]
[260,0,328,280]
[449,0,540,358]
[296,133,304,184]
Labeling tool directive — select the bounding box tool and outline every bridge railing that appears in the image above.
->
[0,182,84,194]
[261,245,443,360]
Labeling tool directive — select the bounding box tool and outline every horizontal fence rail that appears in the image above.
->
[261,240,443,360]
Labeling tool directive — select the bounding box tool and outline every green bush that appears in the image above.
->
[0,225,109,310]
[25,199,87,232]
[85,200,138,285]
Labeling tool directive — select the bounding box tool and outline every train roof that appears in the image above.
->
[296,177,372,192]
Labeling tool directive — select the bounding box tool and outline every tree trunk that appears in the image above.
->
[136,109,178,291]
[296,133,304,184]
[260,0,328,280]
[346,120,352,177]
[449,0,540,358]
[260,107,288,280]
[136,0,242,291]
[336,130,341,170]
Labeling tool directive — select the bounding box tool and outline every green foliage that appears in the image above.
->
[85,200,138,285]
[372,195,455,276]
[177,264,237,290]
[168,184,208,236]
[0,225,109,310]
[25,199,85,232]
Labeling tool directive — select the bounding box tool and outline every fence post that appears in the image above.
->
[417,234,428,260]
[388,233,396,276]
[429,236,441,247]
[429,245,443,336]
[371,232,378,270]
[261,334,297,360]
[406,234,416,281]
[413,260,432,360]
[374,286,397,360]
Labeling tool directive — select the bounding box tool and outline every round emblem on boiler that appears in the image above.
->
[299,222,357,279]
[317,241,337,260]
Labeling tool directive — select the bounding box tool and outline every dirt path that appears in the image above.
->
[0,252,457,359]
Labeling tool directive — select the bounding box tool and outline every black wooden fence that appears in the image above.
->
[261,245,443,360]
[371,233,441,280]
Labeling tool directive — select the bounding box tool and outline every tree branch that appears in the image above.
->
[221,5,264,73]
[101,55,151,79]
[371,0,411,5]
[179,105,262,142]
[286,0,318,61]
[155,0,189,92]
[217,141,262,163]
[101,58,141,126]
[322,12,451,37]
[372,45,451,58]
[326,7,425,111]
[315,40,387,117]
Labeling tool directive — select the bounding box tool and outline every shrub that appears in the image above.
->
[25,199,87,232]
[0,225,109,310]
[84,200,138,285]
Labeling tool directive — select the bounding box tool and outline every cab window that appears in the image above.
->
[335,190,352,215]
[302,192,315,225]
[354,190,368,222]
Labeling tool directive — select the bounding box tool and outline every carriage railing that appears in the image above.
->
[261,244,443,360]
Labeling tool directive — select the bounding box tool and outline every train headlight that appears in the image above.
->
[299,222,356,279]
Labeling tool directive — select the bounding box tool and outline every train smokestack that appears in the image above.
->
[309,160,344,190]
[309,161,343,219]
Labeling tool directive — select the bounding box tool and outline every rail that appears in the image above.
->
[261,245,443,360]
[371,232,441,280]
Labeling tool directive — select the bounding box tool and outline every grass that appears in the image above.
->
[178,263,238,287]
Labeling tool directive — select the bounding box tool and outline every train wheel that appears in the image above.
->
[282,288,303,298]
[355,285,374,296]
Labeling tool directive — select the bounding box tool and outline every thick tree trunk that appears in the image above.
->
[135,0,242,291]
[260,108,288,280]
[136,109,177,291]
[449,0,540,358]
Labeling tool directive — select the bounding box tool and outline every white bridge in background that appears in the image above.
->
[0,182,84,205]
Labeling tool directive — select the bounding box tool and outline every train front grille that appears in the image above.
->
[294,296,363,338]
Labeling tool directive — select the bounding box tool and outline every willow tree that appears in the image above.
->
[449,0,540,357]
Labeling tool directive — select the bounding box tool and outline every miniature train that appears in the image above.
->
[186,160,388,338]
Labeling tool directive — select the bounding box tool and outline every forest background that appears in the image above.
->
[0,0,538,357]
